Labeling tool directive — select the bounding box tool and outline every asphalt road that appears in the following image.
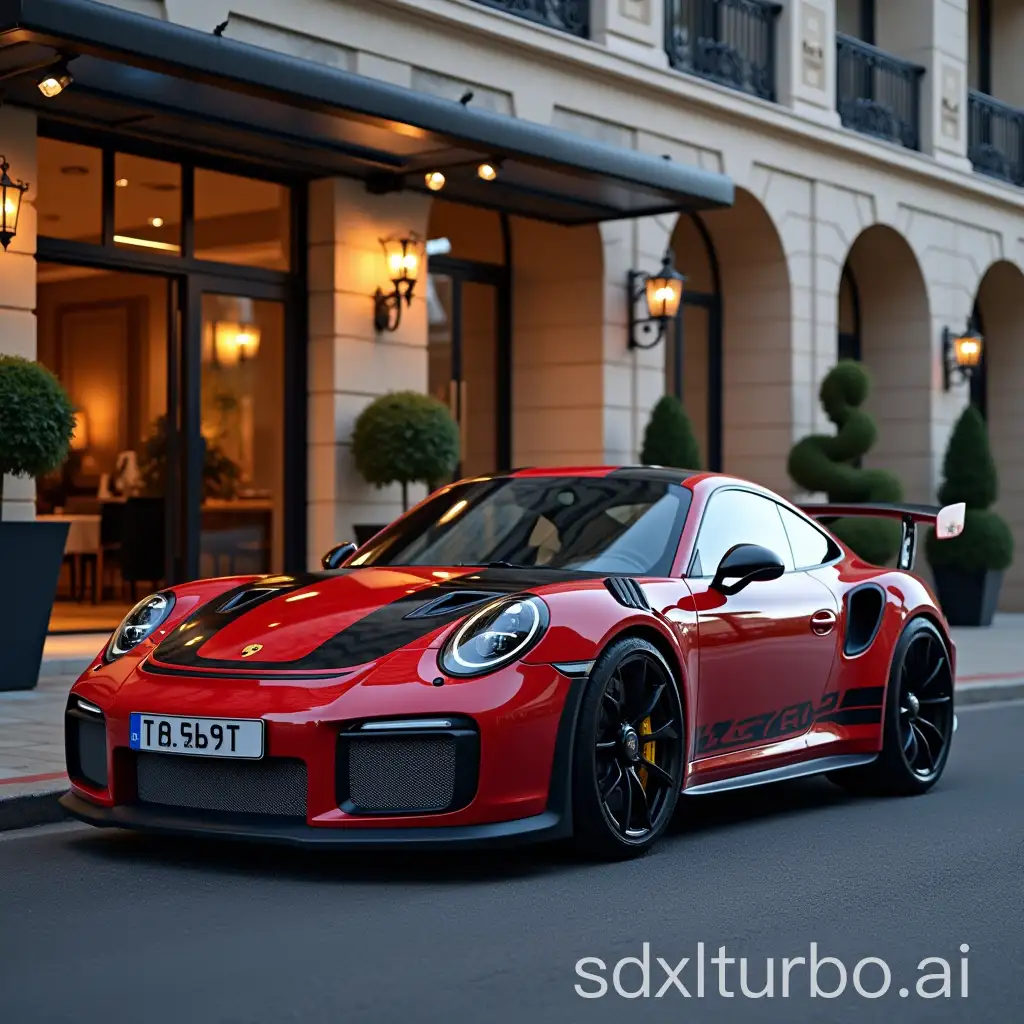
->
[2,702,1021,1024]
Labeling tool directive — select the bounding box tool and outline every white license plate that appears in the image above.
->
[129,713,264,759]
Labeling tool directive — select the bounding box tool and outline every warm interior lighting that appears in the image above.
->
[148,216,164,227]
[953,333,982,368]
[477,162,498,182]
[70,410,89,452]
[113,234,181,252]
[37,63,73,99]
[115,177,128,188]
[213,321,262,367]
[424,171,446,192]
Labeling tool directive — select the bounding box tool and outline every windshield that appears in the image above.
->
[349,476,692,576]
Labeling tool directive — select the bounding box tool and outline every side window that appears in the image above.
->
[779,505,839,569]
[691,490,794,577]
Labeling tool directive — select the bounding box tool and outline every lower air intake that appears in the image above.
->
[347,736,457,812]
[135,753,307,817]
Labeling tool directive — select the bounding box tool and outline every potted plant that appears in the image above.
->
[926,405,1013,626]
[640,395,701,469]
[0,355,75,690]
[788,360,903,565]
[351,391,459,544]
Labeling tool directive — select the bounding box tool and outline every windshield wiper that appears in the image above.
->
[454,560,536,569]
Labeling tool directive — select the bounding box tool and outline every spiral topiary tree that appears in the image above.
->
[352,391,460,511]
[640,395,701,470]
[0,355,75,519]
[926,404,1013,574]
[787,360,903,565]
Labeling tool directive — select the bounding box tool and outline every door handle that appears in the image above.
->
[810,609,837,636]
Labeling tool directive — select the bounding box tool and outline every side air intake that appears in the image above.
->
[844,584,885,657]
[604,577,650,611]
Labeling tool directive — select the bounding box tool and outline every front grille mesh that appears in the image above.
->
[347,736,456,812]
[136,753,307,817]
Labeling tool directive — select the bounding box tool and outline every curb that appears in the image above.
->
[38,657,93,681]
[0,787,69,832]
[0,680,1020,835]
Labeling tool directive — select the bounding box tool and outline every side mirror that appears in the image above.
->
[321,541,357,570]
[711,543,785,596]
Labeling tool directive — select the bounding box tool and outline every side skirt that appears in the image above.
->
[682,753,878,797]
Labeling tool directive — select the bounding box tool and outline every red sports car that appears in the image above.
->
[61,468,965,859]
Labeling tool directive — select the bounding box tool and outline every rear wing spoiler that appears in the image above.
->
[796,502,966,571]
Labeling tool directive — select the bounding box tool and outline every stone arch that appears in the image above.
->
[839,224,932,502]
[974,259,1024,609]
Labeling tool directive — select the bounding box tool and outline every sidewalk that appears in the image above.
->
[2,618,1023,830]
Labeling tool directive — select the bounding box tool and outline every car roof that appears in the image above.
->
[503,465,704,485]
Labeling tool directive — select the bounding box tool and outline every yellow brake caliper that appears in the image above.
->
[638,717,655,788]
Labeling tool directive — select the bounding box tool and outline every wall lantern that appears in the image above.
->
[942,324,983,390]
[204,297,261,367]
[627,249,685,349]
[374,233,425,332]
[0,156,29,251]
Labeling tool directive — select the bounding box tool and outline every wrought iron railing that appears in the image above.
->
[836,33,924,150]
[968,90,1024,187]
[665,0,782,102]
[471,0,589,37]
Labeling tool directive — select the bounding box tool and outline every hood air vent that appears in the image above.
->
[403,590,502,619]
[217,587,287,614]
[604,577,650,611]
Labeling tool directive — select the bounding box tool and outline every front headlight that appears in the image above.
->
[439,596,549,678]
[106,592,176,660]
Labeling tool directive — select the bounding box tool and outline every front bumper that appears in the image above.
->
[63,648,589,847]
[60,793,566,850]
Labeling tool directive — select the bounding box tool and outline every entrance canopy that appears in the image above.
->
[0,0,734,224]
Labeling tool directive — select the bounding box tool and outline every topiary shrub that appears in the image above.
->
[352,391,460,510]
[788,360,903,565]
[640,395,701,470]
[0,355,75,520]
[926,404,1013,573]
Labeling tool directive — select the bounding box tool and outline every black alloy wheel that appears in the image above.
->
[830,616,954,796]
[572,637,685,859]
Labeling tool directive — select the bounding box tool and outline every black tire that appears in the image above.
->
[829,616,955,797]
[571,637,685,860]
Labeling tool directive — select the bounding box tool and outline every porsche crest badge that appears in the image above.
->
[240,644,264,658]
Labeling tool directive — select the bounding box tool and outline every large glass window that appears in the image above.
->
[114,153,182,254]
[194,168,290,270]
[36,139,102,244]
[199,293,286,576]
[353,477,692,576]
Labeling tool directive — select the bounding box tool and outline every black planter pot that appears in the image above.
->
[0,520,69,691]
[932,565,1004,627]
[353,524,387,547]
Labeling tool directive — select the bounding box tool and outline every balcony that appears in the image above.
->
[968,90,1024,187]
[836,33,924,151]
[665,0,783,103]
[471,0,589,37]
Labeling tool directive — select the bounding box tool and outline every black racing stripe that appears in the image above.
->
[152,567,599,673]
[817,707,883,726]
[839,686,885,709]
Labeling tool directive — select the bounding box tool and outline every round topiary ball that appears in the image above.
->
[0,355,75,511]
[351,391,459,509]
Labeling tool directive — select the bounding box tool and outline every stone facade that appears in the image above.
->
[10,0,1024,607]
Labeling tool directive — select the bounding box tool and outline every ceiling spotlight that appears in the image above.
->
[37,61,73,99]
[148,216,164,227]
[477,162,498,182]
[115,178,128,188]
[424,171,446,192]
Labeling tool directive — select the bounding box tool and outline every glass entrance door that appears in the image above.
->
[190,286,287,579]
[427,259,509,479]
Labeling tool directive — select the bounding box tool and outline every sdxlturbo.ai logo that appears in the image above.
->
[574,943,970,1000]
